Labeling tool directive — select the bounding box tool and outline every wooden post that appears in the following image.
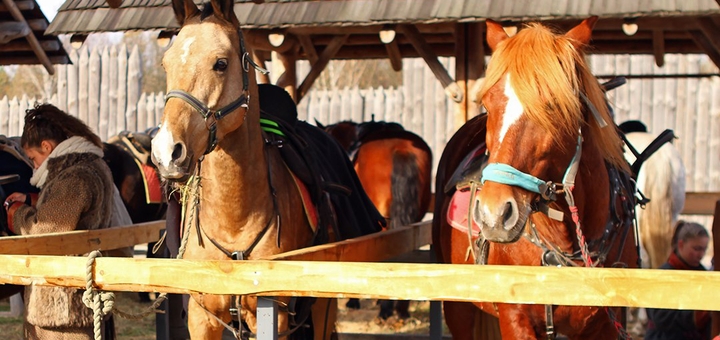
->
[712,200,720,337]
[257,297,278,339]
[276,48,298,102]
[453,23,485,131]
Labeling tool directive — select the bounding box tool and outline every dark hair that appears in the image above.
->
[21,103,102,149]
[671,220,709,252]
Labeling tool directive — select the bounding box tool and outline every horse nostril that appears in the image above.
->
[171,142,186,163]
[501,200,518,230]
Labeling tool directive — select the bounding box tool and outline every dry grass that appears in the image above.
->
[0,291,157,339]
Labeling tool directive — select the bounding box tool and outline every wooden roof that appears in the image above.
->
[1,0,70,74]
[45,0,720,63]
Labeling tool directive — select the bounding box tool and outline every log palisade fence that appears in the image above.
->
[1,48,720,202]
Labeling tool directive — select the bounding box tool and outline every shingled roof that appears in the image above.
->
[47,0,720,34]
[1,0,70,74]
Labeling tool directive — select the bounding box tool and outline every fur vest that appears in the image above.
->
[14,145,115,330]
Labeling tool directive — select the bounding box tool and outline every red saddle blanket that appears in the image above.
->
[446,188,481,238]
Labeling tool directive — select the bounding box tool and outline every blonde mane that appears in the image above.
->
[480,23,629,172]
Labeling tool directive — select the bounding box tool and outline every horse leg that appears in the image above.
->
[187,294,229,339]
[394,300,410,319]
[378,300,395,320]
[443,301,477,340]
[345,298,360,309]
[496,304,543,339]
[311,298,337,340]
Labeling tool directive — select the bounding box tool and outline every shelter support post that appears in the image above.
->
[453,22,485,130]
[712,200,720,337]
[398,24,463,104]
[688,29,720,70]
[271,48,298,102]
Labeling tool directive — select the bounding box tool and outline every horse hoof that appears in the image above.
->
[345,299,361,310]
[377,310,393,320]
[396,311,410,320]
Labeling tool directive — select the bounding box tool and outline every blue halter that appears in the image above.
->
[481,134,583,202]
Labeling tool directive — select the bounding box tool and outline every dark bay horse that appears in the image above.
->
[433,17,639,339]
[151,0,382,338]
[320,120,432,321]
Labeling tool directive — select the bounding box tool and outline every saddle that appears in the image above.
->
[107,131,154,165]
[257,84,385,242]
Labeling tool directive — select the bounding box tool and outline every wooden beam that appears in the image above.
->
[689,30,720,70]
[0,55,68,65]
[0,39,60,52]
[384,39,403,72]
[287,23,456,36]
[297,34,348,103]
[0,221,165,256]
[266,221,430,262]
[697,17,720,52]
[0,0,34,11]
[682,192,720,215]
[26,19,48,31]
[652,29,665,67]
[1,255,720,310]
[397,24,462,103]
[296,34,318,64]
[275,49,298,102]
[0,21,30,44]
[245,30,296,53]
[1,0,54,74]
[106,0,122,8]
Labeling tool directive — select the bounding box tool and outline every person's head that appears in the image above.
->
[671,220,710,267]
[21,103,102,169]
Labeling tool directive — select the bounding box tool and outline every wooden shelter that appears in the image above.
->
[0,0,69,74]
[46,0,720,127]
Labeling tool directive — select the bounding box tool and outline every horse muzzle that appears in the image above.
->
[473,194,528,243]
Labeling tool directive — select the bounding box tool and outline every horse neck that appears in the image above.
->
[198,109,275,229]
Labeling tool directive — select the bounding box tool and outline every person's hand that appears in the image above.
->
[4,192,27,210]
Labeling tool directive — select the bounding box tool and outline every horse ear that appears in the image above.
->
[565,16,598,48]
[314,119,326,129]
[485,19,508,52]
[211,0,240,27]
[171,0,200,27]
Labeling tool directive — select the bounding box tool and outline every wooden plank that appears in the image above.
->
[681,192,720,215]
[397,24,462,103]
[266,221,430,262]
[0,221,165,256]
[0,255,720,310]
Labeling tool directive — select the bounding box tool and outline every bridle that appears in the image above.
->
[164,30,267,155]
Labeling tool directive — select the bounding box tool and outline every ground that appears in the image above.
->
[0,294,443,339]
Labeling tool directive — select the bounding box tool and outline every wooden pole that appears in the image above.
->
[0,0,54,74]
[712,200,720,337]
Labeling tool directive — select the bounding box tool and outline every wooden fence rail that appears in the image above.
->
[0,255,718,311]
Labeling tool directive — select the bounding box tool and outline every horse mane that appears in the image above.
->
[480,23,629,172]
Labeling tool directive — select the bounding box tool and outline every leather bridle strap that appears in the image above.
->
[165,90,248,155]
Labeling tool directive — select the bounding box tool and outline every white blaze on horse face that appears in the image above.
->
[180,37,196,65]
[499,74,524,143]
[151,124,176,168]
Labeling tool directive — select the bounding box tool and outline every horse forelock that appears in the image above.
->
[480,22,628,171]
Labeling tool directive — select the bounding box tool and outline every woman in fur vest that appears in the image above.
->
[4,103,131,339]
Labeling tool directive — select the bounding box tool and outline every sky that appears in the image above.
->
[36,0,64,21]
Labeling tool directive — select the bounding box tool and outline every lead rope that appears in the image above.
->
[83,250,167,340]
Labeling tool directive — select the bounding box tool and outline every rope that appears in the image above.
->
[83,250,167,340]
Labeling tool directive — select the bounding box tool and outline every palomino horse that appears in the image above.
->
[321,119,433,321]
[433,17,639,339]
[152,0,383,338]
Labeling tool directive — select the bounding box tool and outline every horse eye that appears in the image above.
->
[214,59,228,71]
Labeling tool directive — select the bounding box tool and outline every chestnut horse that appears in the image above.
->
[433,17,639,339]
[321,120,433,320]
[151,0,372,338]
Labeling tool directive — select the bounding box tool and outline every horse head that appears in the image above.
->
[473,17,627,243]
[152,0,256,181]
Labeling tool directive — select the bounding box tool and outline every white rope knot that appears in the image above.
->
[83,250,113,340]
